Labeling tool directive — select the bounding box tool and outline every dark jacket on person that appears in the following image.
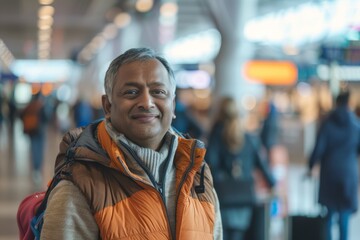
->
[172,101,203,139]
[205,122,275,230]
[309,106,360,212]
[260,102,280,151]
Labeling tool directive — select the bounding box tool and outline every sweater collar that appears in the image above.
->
[103,119,178,183]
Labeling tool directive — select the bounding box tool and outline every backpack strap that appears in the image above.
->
[30,131,81,239]
[30,169,71,239]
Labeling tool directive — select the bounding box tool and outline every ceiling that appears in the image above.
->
[0,0,122,60]
[0,0,216,61]
[0,0,304,62]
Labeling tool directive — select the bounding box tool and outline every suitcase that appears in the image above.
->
[288,214,327,240]
[287,177,327,240]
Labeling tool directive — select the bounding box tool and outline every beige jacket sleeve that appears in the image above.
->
[41,180,99,240]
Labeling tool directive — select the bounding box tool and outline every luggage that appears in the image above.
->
[288,214,327,240]
[287,176,327,240]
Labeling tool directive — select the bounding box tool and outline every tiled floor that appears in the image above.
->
[0,119,359,240]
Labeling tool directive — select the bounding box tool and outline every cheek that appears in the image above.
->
[164,102,175,120]
[110,102,124,118]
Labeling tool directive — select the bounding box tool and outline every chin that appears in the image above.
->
[134,128,160,139]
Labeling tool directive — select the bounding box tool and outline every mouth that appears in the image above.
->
[131,113,159,123]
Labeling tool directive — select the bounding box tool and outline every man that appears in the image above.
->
[308,91,360,240]
[41,47,222,239]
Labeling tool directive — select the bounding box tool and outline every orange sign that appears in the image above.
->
[244,60,298,85]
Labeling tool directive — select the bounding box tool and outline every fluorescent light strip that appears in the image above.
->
[37,4,55,59]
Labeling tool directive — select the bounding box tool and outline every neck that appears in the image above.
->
[130,137,165,151]
[104,119,167,151]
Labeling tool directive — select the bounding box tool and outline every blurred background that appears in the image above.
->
[1,0,360,239]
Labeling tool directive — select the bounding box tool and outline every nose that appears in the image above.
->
[138,91,155,110]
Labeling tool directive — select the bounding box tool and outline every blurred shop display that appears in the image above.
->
[244,61,297,86]
[320,45,360,65]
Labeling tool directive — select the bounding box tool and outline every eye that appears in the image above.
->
[151,89,167,96]
[124,89,139,97]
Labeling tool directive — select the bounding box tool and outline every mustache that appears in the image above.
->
[133,108,159,114]
[131,109,161,118]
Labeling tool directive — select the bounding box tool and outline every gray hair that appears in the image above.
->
[104,47,176,101]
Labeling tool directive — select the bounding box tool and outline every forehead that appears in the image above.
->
[115,59,171,86]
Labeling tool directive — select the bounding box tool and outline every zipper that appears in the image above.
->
[158,136,175,202]
[119,137,176,239]
[119,142,160,191]
[158,136,175,239]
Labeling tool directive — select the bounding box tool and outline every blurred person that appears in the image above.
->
[73,97,94,127]
[0,86,3,132]
[172,89,204,139]
[307,91,360,240]
[355,104,360,119]
[260,100,280,156]
[7,91,17,136]
[41,47,222,239]
[206,96,275,240]
[20,92,50,187]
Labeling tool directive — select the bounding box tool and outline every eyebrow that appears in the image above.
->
[122,82,141,88]
[122,81,167,88]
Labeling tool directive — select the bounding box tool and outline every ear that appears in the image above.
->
[102,95,111,119]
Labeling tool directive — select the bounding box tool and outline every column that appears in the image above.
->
[208,0,259,101]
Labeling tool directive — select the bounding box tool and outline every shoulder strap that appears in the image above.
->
[31,130,82,239]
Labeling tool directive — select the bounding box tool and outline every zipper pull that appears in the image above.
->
[156,182,163,194]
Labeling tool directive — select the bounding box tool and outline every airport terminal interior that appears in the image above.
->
[1,0,360,239]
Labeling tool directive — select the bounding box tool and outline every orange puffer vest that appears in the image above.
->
[56,121,216,240]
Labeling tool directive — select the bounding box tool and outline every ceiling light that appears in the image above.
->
[102,23,118,40]
[39,27,53,34]
[38,24,52,30]
[39,0,54,5]
[38,42,51,50]
[38,17,53,26]
[114,13,131,28]
[38,6,55,17]
[160,2,178,17]
[38,52,50,59]
[38,33,51,41]
[136,0,153,13]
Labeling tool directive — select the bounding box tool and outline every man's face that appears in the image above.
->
[102,59,175,150]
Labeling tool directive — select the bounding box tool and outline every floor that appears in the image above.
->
[0,120,61,240]
[0,119,359,240]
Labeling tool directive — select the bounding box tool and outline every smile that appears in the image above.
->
[131,113,159,123]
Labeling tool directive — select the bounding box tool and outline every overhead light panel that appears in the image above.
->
[38,0,54,5]
[37,3,55,59]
